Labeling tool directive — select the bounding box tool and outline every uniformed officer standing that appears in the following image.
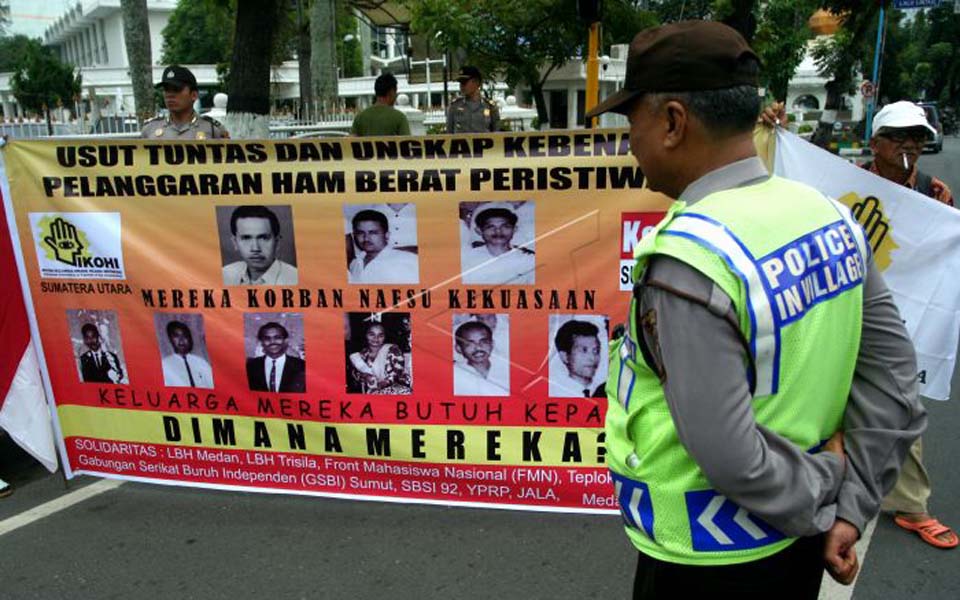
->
[141,65,229,140]
[446,66,500,134]
[587,21,925,599]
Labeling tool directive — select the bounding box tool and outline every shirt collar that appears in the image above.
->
[241,259,281,285]
[678,157,770,206]
[867,160,918,190]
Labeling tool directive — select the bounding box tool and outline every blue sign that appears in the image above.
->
[893,0,941,8]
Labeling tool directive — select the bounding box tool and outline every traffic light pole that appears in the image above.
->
[864,5,887,144]
[585,21,600,127]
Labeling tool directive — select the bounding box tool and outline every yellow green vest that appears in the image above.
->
[605,175,869,566]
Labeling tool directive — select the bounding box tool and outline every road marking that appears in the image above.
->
[818,515,878,600]
[0,479,125,537]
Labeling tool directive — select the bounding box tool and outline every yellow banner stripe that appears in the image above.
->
[59,406,605,467]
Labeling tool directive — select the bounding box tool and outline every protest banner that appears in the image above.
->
[1,131,669,511]
[774,129,960,400]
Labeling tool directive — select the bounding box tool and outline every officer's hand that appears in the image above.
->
[823,430,845,465]
[759,102,787,129]
[823,519,860,585]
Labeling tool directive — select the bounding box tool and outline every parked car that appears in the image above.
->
[918,102,944,153]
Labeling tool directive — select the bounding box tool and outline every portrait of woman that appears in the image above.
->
[345,314,412,395]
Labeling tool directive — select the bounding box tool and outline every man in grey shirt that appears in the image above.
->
[587,21,925,598]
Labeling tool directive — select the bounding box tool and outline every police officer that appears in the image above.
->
[446,66,500,134]
[587,21,925,598]
[141,65,229,139]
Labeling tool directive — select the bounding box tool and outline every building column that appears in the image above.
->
[1,95,14,120]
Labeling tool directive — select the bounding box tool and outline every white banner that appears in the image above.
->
[774,130,960,400]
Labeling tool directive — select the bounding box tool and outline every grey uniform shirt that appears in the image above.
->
[141,113,229,139]
[446,97,500,134]
[636,156,926,537]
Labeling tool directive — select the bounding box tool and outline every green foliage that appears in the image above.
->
[0,0,10,37]
[10,39,82,113]
[753,0,817,100]
[603,2,659,46]
[648,0,716,22]
[0,34,39,72]
[336,0,362,78]
[161,0,234,65]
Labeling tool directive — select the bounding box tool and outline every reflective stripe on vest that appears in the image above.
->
[611,471,655,540]
[616,333,637,410]
[661,213,779,396]
[686,490,786,552]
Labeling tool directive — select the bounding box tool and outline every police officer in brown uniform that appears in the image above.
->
[141,65,229,140]
[446,66,500,134]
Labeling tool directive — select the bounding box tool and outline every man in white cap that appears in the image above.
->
[865,101,952,206]
[870,102,956,548]
[461,203,535,285]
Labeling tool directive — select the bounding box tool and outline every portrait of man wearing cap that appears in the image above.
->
[446,66,500,134]
[141,65,229,140]
[592,20,925,598]
[460,201,535,285]
[346,205,420,284]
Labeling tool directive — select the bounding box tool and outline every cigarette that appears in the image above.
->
[902,154,909,170]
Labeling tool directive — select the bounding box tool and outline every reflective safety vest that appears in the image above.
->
[605,175,869,566]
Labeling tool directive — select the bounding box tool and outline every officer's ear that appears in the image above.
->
[662,100,688,150]
[190,89,199,102]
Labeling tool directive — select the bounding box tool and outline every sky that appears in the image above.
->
[6,0,73,39]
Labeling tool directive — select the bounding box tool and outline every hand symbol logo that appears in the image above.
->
[43,217,85,266]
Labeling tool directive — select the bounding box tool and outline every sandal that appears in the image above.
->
[894,515,959,549]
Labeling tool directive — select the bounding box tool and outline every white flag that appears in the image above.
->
[774,130,960,400]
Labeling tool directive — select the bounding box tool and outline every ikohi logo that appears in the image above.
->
[839,192,899,270]
[30,212,125,278]
[40,216,93,267]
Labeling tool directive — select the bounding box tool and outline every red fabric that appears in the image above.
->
[0,187,32,406]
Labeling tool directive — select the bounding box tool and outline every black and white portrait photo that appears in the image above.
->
[460,201,535,285]
[344,312,412,395]
[244,313,306,393]
[217,204,298,286]
[452,314,510,397]
[344,203,419,284]
[548,315,609,398]
[154,313,214,389]
[67,309,128,385]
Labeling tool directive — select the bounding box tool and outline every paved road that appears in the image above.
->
[1,137,958,600]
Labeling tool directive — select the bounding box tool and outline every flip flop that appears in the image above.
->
[894,515,959,549]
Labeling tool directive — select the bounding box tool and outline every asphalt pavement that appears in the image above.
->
[1,137,958,600]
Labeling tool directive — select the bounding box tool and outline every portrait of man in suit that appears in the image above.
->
[160,319,214,389]
[246,322,306,393]
[78,323,124,384]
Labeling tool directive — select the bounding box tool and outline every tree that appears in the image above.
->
[120,0,156,123]
[648,0,715,23]
[161,0,234,65]
[0,35,40,72]
[752,0,818,101]
[0,1,10,37]
[411,0,587,128]
[10,39,82,134]
[225,0,282,138]
[808,1,883,146]
[310,0,339,113]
